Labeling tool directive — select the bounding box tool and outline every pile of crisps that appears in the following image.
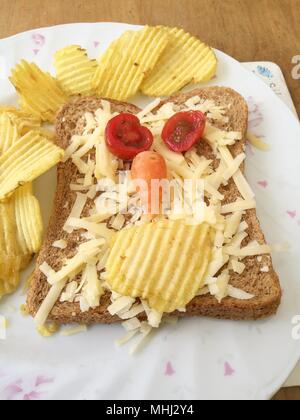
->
[0,111,63,298]
[10,26,217,118]
[0,25,217,299]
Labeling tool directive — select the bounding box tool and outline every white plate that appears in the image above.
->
[0,22,300,401]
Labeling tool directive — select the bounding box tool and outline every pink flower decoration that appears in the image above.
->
[94,41,100,48]
[23,391,44,401]
[3,380,23,400]
[33,49,40,56]
[224,362,235,377]
[35,375,54,387]
[246,141,255,156]
[247,97,263,129]
[31,33,45,47]
[287,210,296,219]
[165,361,175,376]
[258,180,268,189]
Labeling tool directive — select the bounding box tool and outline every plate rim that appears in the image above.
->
[0,21,299,401]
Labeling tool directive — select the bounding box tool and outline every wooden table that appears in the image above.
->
[0,0,299,400]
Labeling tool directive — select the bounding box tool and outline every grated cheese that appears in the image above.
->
[95,137,118,181]
[238,220,249,233]
[60,281,78,303]
[225,243,271,257]
[101,100,111,114]
[60,325,87,336]
[63,135,85,162]
[222,153,246,181]
[233,170,255,200]
[148,308,163,328]
[115,330,139,347]
[209,283,219,295]
[48,239,105,285]
[83,159,95,187]
[163,315,179,325]
[110,213,126,231]
[84,112,97,133]
[270,242,290,253]
[208,248,229,277]
[204,180,224,201]
[137,98,161,119]
[122,317,141,331]
[81,263,104,310]
[153,137,185,165]
[52,240,67,250]
[185,95,201,108]
[229,258,246,274]
[221,199,256,214]
[39,262,56,278]
[73,132,98,159]
[218,146,255,200]
[227,285,254,300]
[224,212,243,239]
[196,286,210,296]
[229,231,248,248]
[65,217,114,241]
[34,280,67,327]
[118,303,145,320]
[97,249,110,271]
[129,323,153,355]
[247,132,270,151]
[72,156,90,174]
[64,192,88,233]
[70,183,90,191]
[215,270,230,302]
[204,124,242,148]
[107,296,135,316]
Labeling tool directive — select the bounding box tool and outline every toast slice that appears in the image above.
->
[27,88,281,323]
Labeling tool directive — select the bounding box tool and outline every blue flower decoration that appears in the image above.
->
[256,65,273,79]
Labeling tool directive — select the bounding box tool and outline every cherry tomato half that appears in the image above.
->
[105,113,153,160]
[162,111,206,153]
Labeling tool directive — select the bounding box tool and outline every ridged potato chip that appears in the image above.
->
[14,183,43,254]
[54,45,97,95]
[0,107,41,136]
[141,27,217,96]
[0,113,19,154]
[0,200,23,297]
[0,114,32,273]
[106,219,213,313]
[0,199,19,256]
[0,131,64,201]
[35,128,56,141]
[10,60,67,122]
[92,26,169,100]
[0,267,21,299]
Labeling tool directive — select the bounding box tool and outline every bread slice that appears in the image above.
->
[27,88,281,324]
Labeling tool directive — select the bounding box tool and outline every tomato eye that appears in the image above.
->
[105,113,154,160]
[162,111,206,153]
